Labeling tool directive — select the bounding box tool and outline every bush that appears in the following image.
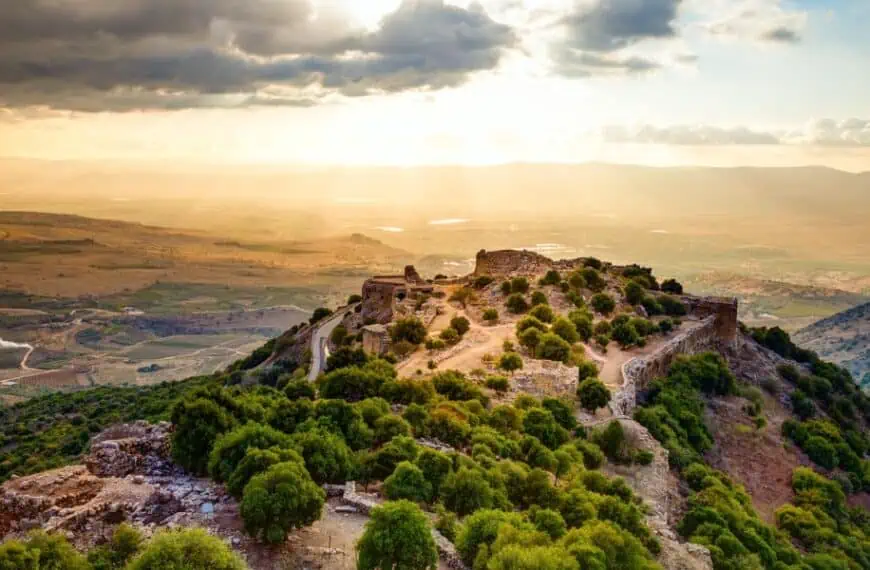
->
[542,398,577,431]
[348,294,363,304]
[530,304,555,323]
[383,461,432,503]
[540,270,562,286]
[456,510,532,566]
[581,268,606,292]
[658,319,674,334]
[473,276,495,289]
[499,352,524,373]
[519,327,543,351]
[511,277,531,294]
[127,528,248,570]
[551,317,580,344]
[227,446,303,499]
[633,450,654,466]
[590,294,616,316]
[536,333,573,363]
[325,346,368,372]
[804,436,838,470]
[570,313,593,342]
[658,295,687,316]
[391,317,427,345]
[374,414,412,445]
[517,315,549,334]
[611,322,640,348]
[531,291,550,306]
[318,364,391,402]
[432,371,489,404]
[450,316,471,337]
[171,398,236,476]
[624,281,646,305]
[425,338,446,351]
[533,509,568,539]
[441,467,499,516]
[208,423,295,484]
[506,294,530,314]
[578,379,611,413]
[592,421,628,463]
[486,375,510,393]
[523,408,570,449]
[501,281,512,295]
[439,327,461,345]
[357,501,438,570]
[88,524,143,570]
[483,308,500,323]
[290,428,355,484]
[661,279,683,294]
[241,461,325,544]
[577,361,598,382]
[284,380,316,400]
[310,307,333,325]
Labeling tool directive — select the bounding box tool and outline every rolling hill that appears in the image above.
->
[794,301,870,390]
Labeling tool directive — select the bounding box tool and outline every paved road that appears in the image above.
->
[308,305,356,381]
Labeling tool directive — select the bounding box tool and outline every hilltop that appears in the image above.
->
[794,301,870,390]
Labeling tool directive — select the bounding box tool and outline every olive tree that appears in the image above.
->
[357,501,438,570]
[241,462,325,544]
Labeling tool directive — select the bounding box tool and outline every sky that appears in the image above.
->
[1,0,868,169]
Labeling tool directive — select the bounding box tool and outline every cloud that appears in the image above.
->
[604,119,870,147]
[603,124,781,145]
[549,0,683,76]
[701,0,807,43]
[0,0,517,112]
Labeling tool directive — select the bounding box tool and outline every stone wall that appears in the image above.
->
[612,317,720,416]
[682,296,738,344]
[473,249,554,277]
[362,325,391,356]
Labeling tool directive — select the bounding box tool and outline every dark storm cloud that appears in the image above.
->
[550,0,681,76]
[0,0,517,112]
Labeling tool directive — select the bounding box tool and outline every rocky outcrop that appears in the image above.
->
[85,421,172,478]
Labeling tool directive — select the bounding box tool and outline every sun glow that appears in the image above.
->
[328,0,401,29]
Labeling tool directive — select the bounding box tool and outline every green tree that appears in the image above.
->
[483,308,500,323]
[624,281,646,305]
[208,422,295,483]
[506,294,530,314]
[126,528,249,570]
[310,307,333,325]
[374,414,412,445]
[511,277,531,294]
[611,323,640,348]
[577,361,598,382]
[578,379,612,413]
[661,279,683,295]
[441,467,497,516]
[325,346,369,373]
[241,461,325,544]
[391,317,428,345]
[540,270,562,286]
[415,448,453,500]
[284,379,316,400]
[456,510,533,566]
[590,294,616,316]
[536,333,572,363]
[451,316,471,336]
[567,271,587,290]
[17,532,90,570]
[523,408,569,449]
[290,428,355,484]
[227,446,304,499]
[171,398,236,476]
[384,461,432,502]
[499,352,524,374]
[533,509,568,540]
[531,291,550,306]
[88,524,144,570]
[439,327,461,345]
[551,317,580,344]
[357,501,438,570]
[519,328,543,351]
[530,304,555,323]
[0,540,39,570]
[581,268,606,292]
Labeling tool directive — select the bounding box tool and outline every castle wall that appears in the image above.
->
[474,249,554,277]
[612,316,723,416]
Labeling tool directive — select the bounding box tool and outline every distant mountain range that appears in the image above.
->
[794,301,870,390]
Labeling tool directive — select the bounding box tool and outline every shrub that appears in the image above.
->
[425,338,446,351]
[357,501,438,570]
[171,398,236,476]
[227,446,303,499]
[450,316,471,336]
[536,333,573,363]
[325,346,368,372]
[450,287,476,308]
[391,317,427,345]
[641,296,663,316]
[432,371,489,404]
[241,461,325,544]
[540,270,562,286]
[594,335,610,350]
[439,327,461,345]
[441,467,498,516]
[575,440,605,469]
[658,319,674,334]
[499,352,524,373]
[511,277,531,294]
[310,307,332,325]
[577,361,599,382]
[661,279,683,295]
[523,408,570,449]
[506,294,530,314]
[370,436,420,480]
[531,291,550,306]
[581,268,606,292]
[542,398,577,430]
[533,509,568,540]
[633,450,655,466]
[384,461,432,502]
[348,294,363,304]
[501,281,512,295]
[551,317,580,344]
[456,510,533,566]
[624,281,646,305]
[777,363,801,384]
[127,528,248,570]
[590,294,616,316]
[318,364,391,402]
[519,327,543,351]
[415,448,453,499]
[483,308,500,323]
[486,375,510,393]
[87,524,144,570]
[473,276,495,289]
[570,313,593,342]
[290,428,355,484]
[208,423,295,484]
[578,379,611,413]
[374,414,412,444]
[284,380,316,400]
[530,304,555,323]
[804,436,838,470]
[592,421,628,463]
[517,315,549,334]
[658,295,687,316]
[611,322,640,348]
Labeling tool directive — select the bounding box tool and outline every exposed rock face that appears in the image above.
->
[473,249,553,277]
[85,421,172,478]
[589,418,714,570]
